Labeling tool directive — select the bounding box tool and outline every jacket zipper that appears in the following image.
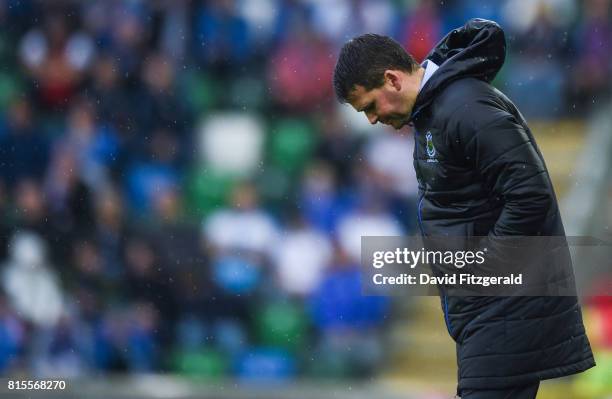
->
[417,193,425,236]
[418,192,452,336]
[415,129,453,337]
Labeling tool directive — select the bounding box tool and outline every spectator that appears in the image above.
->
[364,129,418,231]
[124,128,182,216]
[299,161,353,234]
[93,186,127,279]
[309,250,389,376]
[85,54,131,133]
[399,0,443,62]
[0,296,25,373]
[0,99,49,186]
[2,231,64,328]
[268,23,334,111]
[273,214,333,296]
[50,99,118,191]
[133,53,192,138]
[18,12,94,110]
[69,238,108,322]
[11,179,48,233]
[192,0,252,74]
[314,110,361,186]
[336,191,404,263]
[309,0,396,47]
[204,182,279,257]
[123,236,175,325]
[124,302,160,372]
[33,311,91,377]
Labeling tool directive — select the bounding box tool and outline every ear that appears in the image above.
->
[383,70,402,91]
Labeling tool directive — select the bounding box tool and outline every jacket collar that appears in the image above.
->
[419,60,440,92]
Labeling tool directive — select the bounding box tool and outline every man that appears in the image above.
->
[333,19,595,398]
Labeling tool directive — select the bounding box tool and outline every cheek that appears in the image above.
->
[377,98,396,116]
[383,94,404,115]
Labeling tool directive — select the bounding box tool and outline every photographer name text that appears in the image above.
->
[372,273,523,286]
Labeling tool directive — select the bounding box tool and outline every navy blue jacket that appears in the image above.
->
[410,19,595,390]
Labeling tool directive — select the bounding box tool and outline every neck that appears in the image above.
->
[405,66,426,113]
[415,66,426,92]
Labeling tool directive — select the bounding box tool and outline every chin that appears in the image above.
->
[392,121,405,130]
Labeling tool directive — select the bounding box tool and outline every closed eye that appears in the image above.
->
[362,102,375,113]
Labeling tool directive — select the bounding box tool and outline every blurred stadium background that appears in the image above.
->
[0,0,610,398]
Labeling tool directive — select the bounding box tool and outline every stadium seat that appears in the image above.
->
[254,301,307,351]
[197,112,265,177]
[235,347,296,381]
[184,169,235,217]
[268,119,315,176]
[180,71,219,113]
[173,348,228,379]
[212,255,262,295]
[228,76,266,110]
[0,72,21,110]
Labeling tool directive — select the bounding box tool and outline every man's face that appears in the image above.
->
[348,77,413,130]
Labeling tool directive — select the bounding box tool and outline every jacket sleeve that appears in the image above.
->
[447,99,555,237]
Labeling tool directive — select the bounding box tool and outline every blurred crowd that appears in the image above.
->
[0,0,610,379]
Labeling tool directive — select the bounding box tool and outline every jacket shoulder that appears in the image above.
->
[431,78,515,135]
[431,78,493,121]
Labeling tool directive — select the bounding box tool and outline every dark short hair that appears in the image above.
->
[333,34,418,103]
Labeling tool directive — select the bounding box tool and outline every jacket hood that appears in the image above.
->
[411,18,506,120]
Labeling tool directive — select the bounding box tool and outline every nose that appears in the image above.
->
[367,113,378,125]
